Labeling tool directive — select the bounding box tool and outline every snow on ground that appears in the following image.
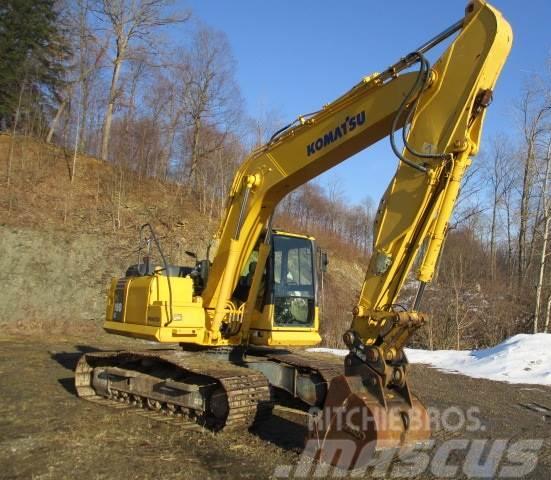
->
[308,333,551,385]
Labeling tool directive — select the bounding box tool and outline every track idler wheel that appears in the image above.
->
[307,364,430,470]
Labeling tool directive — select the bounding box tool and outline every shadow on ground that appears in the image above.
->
[252,413,307,451]
[58,377,77,395]
[49,345,102,370]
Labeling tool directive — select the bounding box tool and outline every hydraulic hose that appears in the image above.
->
[389,51,453,173]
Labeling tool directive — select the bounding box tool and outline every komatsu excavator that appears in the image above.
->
[75,0,511,469]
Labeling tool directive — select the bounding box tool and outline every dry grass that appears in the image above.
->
[0,317,102,337]
[0,134,208,244]
[0,135,214,332]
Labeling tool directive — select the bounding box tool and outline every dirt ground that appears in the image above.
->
[0,333,550,479]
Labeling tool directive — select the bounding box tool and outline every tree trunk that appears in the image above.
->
[518,141,533,289]
[70,87,83,183]
[534,142,550,333]
[101,42,125,161]
[505,193,514,288]
[545,294,551,333]
[46,89,72,144]
[187,116,201,186]
[79,78,90,151]
[114,167,123,230]
[6,80,25,187]
[490,192,498,280]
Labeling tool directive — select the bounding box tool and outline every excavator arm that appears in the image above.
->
[203,0,512,359]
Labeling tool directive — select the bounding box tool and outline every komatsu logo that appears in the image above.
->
[306,111,366,156]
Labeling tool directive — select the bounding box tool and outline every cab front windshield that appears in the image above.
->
[272,235,315,327]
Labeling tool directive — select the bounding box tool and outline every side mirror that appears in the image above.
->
[198,259,210,284]
[320,251,329,273]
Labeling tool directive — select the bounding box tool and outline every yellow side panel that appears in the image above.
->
[248,305,321,347]
[104,274,209,344]
[248,329,321,347]
[104,320,206,344]
[125,277,150,325]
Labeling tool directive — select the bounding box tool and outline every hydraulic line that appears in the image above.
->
[140,223,174,325]
[389,51,453,173]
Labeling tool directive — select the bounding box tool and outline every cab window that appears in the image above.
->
[271,235,315,327]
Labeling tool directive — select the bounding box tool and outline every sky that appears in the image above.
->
[182,0,550,204]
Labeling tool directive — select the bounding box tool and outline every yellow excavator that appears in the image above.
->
[75,0,511,469]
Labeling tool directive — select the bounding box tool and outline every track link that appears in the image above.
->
[75,349,273,432]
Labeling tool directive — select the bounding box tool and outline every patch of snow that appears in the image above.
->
[308,333,551,385]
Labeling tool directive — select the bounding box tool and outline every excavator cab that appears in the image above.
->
[246,230,322,346]
[271,234,316,327]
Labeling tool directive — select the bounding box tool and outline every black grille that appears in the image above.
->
[112,279,127,321]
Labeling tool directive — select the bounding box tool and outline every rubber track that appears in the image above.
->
[75,349,273,432]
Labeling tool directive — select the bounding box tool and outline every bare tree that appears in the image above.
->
[248,103,284,149]
[46,0,108,146]
[449,253,474,349]
[97,0,190,161]
[6,80,25,187]
[179,27,242,186]
[534,139,551,332]
[516,85,551,288]
[483,135,513,280]
[150,68,188,179]
[325,175,345,234]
